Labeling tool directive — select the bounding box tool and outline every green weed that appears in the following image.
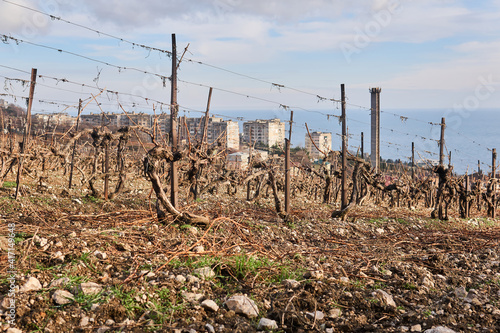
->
[2,181,16,188]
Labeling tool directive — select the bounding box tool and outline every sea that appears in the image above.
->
[205,108,500,175]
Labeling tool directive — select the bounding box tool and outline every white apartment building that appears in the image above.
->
[243,118,285,147]
[305,131,332,159]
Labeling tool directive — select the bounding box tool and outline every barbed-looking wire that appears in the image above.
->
[1,0,341,104]
[0,0,496,170]
[1,35,170,82]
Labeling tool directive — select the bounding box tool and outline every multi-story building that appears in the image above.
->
[81,112,152,128]
[32,113,76,127]
[242,118,285,147]
[227,149,269,170]
[160,115,239,150]
[81,113,104,127]
[305,131,332,159]
[209,117,239,150]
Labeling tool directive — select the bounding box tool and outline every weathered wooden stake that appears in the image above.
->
[104,141,110,200]
[360,132,364,159]
[170,33,179,208]
[411,142,415,180]
[0,106,5,149]
[284,110,293,214]
[370,87,381,172]
[68,99,82,189]
[465,174,469,218]
[201,87,213,147]
[15,68,37,200]
[492,148,497,179]
[439,117,445,166]
[341,84,347,210]
[492,148,497,218]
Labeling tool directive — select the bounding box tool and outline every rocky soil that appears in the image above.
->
[0,183,499,333]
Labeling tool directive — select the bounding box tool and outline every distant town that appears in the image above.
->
[0,99,333,168]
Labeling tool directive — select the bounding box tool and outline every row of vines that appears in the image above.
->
[0,124,497,224]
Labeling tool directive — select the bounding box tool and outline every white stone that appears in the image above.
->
[382,269,393,277]
[201,299,219,312]
[205,323,215,333]
[53,251,65,263]
[373,289,396,308]
[186,275,199,283]
[193,245,204,253]
[94,250,107,260]
[77,282,102,296]
[224,295,259,318]
[194,267,215,279]
[96,326,110,333]
[80,316,90,327]
[49,277,70,289]
[258,318,278,330]
[19,277,42,293]
[422,276,435,289]
[37,237,48,247]
[1,297,12,310]
[104,319,115,326]
[424,326,457,333]
[182,292,204,303]
[411,324,422,332]
[282,279,300,289]
[175,275,186,283]
[305,311,325,320]
[328,308,342,318]
[52,290,74,305]
[0,237,9,251]
[6,328,24,333]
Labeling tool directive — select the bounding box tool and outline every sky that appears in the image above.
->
[1,0,499,111]
[0,0,499,168]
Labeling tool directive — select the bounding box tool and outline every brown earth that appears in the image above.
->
[0,178,499,333]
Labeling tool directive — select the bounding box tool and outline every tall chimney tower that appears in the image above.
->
[370,87,381,172]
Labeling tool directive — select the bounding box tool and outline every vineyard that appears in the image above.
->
[1,114,500,332]
[0,4,499,331]
[1,118,498,222]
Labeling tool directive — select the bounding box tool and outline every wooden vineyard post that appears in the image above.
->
[247,127,253,201]
[493,149,497,179]
[104,141,110,200]
[15,68,37,200]
[439,117,445,166]
[341,84,347,210]
[68,99,82,189]
[170,33,179,208]
[411,142,415,181]
[492,148,497,218]
[0,105,4,150]
[201,87,212,148]
[465,174,469,218]
[284,110,293,215]
[360,132,364,159]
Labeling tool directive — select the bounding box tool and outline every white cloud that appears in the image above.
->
[0,0,51,36]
